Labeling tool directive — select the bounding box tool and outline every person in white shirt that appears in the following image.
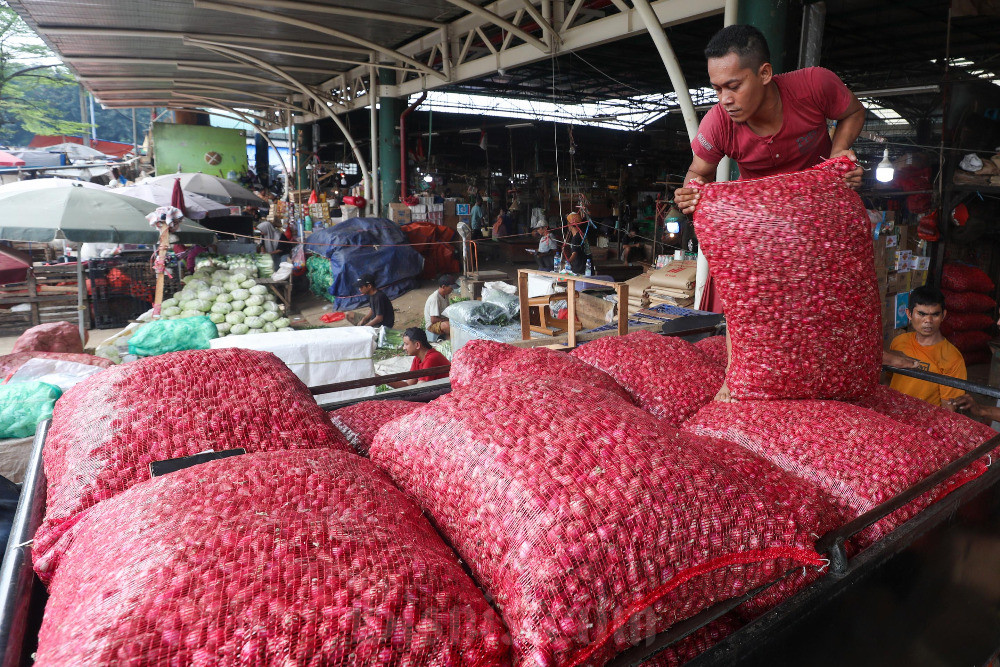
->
[424,275,458,339]
[533,224,559,270]
[256,220,282,270]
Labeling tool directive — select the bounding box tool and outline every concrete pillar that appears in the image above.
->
[295,123,312,198]
[737,0,789,73]
[378,68,402,215]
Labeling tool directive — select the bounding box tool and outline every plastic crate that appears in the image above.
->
[87,255,181,329]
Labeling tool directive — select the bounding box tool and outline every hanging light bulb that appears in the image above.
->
[875,148,894,183]
[423,173,434,183]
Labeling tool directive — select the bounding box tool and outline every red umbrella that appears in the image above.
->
[0,150,26,167]
[170,177,188,217]
[0,245,31,284]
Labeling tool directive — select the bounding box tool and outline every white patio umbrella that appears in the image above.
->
[118,182,231,219]
[0,184,215,342]
[146,172,263,207]
[0,178,106,198]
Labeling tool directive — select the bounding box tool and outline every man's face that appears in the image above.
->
[707,52,771,124]
[359,284,373,296]
[402,336,418,356]
[440,285,454,298]
[907,303,945,337]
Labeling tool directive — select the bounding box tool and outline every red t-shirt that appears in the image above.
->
[410,349,450,382]
[691,67,854,179]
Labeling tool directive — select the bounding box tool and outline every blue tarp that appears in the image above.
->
[305,218,424,311]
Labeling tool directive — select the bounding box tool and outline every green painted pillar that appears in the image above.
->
[378,69,402,215]
[737,0,790,74]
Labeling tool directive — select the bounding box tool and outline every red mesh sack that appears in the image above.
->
[942,289,997,314]
[691,157,880,400]
[944,312,995,332]
[35,450,511,665]
[963,348,992,366]
[851,385,995,452]
[33,348,351,584]
[0,352,112,380]
[946,330,992,355]
[942,264,995,294]
[570,331,724,425]
[640,615,742,666]
[11,321,84,354]
[329,399,424,455]
[371,374,840,666]
[450,339,632,402]
[694,335,728,369]
[683,400,988,549]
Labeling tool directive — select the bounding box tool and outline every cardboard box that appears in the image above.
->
[389,203,411,225]
[887,272,906,294]
[456,203,470,216]
[443,214,459,230]
[444,200,457,217]
[897,225,908,250]
[576,291,617,329]
[894,292,910,329]
[910,269,928,289]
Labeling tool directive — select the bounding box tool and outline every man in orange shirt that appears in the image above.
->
[889,286,967,409]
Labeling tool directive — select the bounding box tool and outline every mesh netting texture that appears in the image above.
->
[683,399,988,549]
[449,340,634,404]
[942,289,997,314]
[35,450,511,666]
[370,374,840,666]
[33,348,351,584]
[691,157,881,400]
[693,336,728,369]
[570,331,724,426]
[639,614,742,667]
[941,264,995,294]
[329,400,424,456]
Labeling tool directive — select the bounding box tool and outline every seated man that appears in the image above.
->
[533,224,559,270]
[346,274,395,329]
[424,275,457,339]
[386,327,450,388]
[620,225,645,265]
[888,285,967,410]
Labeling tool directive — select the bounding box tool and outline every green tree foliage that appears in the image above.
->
[0,1,90,143]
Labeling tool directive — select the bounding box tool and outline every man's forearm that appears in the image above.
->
[830,108,866,155]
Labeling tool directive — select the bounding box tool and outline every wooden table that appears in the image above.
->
[258,276,293,312]
[517,269,629,348]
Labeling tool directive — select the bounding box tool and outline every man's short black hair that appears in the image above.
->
[909,285,946,311]
[704,24,771,71]
[403,326,429,348]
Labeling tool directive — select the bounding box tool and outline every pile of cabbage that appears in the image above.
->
[160,262,289,336]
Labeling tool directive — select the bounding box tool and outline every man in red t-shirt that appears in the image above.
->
[386,327,450,388]
[674,24,866,215]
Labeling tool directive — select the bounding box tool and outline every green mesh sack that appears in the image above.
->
[0,381,62,439]
[128,317,219,357]
[307,255,335,303]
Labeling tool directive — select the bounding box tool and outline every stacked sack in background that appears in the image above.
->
[941,263,997,366]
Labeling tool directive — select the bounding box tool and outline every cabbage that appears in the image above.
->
[278,327,294,332]
[215,322,231,335]
[209,285,225,295]
[186,279,209,292]
[161,298,178,309]
[225,311,246,325]
[245,295,265,308]
[273,317,290,329]
[231,323,250,335]
[249,285,268,296]
[180,309,201,318]
[197,289,215,301]
[193,299,213,312]
[262,323,277,333]
[162,307,181,318]
[223,281,240,292]
[216,293,233,304]
[214,271,232,282]
[245,316,264,329]
[208,312,226,324]
[231,289,251,301]
[260,311,279,323]
[262,301,279,313]
[240,279,257,289]
[243,305,264,317]
[211,302,233,315]
[230,300,245,312]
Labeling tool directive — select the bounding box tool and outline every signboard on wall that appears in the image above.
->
[152,123,249,178]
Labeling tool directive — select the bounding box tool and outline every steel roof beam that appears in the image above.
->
[64,56,333,76]
[193,0,445,80]
[442,0,547,51]
[39,27,372,55]
[234,0,442,29]
[89,82,310,113]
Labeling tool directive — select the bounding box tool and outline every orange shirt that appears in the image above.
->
[889,332,967,406]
